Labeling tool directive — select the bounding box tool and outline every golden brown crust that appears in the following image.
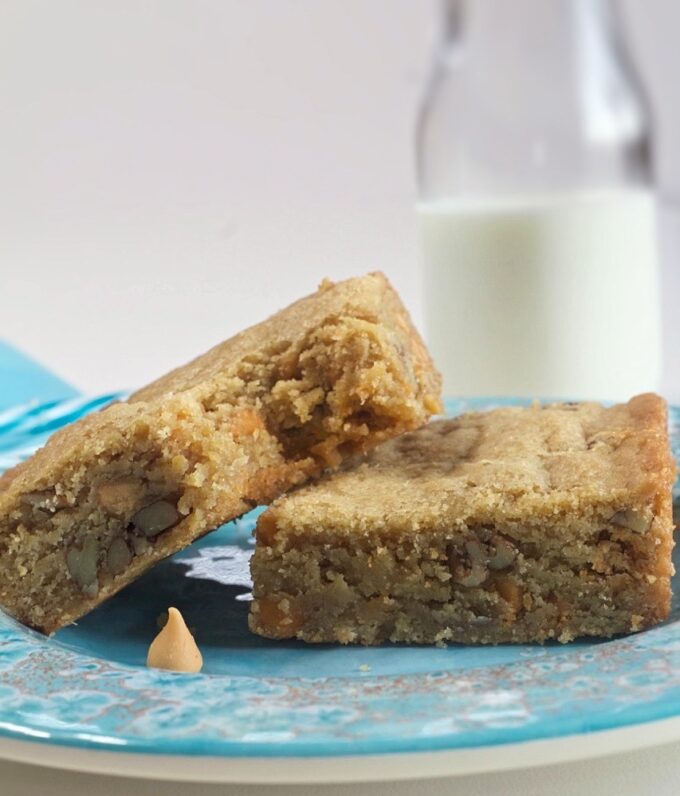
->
[258,394,674,535]
[0,273,441,633]
[130,271,441,413]
[251,395,676,645]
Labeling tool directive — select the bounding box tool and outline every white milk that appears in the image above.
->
[419,189,661,400]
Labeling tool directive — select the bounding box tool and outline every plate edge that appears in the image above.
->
[1,715,680,784]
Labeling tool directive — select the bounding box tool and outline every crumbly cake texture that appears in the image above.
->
[250,394,676,645]
[0,273,441,634]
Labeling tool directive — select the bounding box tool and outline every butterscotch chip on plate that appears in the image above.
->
[250,394,676,645]
[0,273,441,633]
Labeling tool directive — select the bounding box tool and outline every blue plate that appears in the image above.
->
[1,396,679,781]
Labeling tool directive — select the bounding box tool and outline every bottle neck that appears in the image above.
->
[441,0,620,39]
[440,0,619,86]
[417,0,652,198]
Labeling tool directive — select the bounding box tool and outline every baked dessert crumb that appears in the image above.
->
[250,394,676,645]
[0,272,441,633]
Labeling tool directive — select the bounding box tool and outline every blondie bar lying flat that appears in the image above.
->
[250,394,675,644]
[0,273,441,633]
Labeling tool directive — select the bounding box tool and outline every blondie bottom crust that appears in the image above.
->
[0,273,441,633]
[250,394,675,645]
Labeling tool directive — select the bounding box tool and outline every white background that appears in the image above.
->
[2,0,680,396]
[1,1,680,793]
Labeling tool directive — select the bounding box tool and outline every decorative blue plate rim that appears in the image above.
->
[0,395,679,760]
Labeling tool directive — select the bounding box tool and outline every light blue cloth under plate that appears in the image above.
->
[0,339,78,410]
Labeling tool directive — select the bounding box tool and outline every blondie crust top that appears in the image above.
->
[258,394,675,540]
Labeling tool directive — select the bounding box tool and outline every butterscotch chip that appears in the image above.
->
[494,575,524,619]
[251,595,304,638]
[0,273,441,633]
[147,606,203,673]
[230,407,265,438]
[256,512,279,547]
[250,394,675,645]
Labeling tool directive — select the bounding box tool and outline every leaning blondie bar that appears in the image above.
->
[0,273,441,633]
[250,394,675,644]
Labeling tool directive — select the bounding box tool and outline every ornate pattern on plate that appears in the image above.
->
[0,397,678,758]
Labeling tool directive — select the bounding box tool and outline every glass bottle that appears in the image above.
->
[417,0,660,400]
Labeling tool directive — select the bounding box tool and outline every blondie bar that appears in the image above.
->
[250,394,675,644]
[0,273,441,633]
